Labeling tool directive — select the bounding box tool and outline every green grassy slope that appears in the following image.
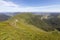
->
[0,13,60,40]
[0,20,47,40]
[13,13,54,31]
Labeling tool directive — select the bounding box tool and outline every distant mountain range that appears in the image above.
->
[0,13,10,21]
[0,12,60,21]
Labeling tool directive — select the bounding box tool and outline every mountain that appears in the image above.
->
[0,13,60,40]
[0,13,46,40]
[0,13,10,21]
[0,12,20,16]
[11,13,60,31]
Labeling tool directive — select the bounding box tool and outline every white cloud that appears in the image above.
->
[0,0,60,12]
[0,0,19,7]
[0,0,21,12]
[16,5,60,12]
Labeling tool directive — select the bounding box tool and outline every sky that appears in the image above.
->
[0,0,60,12]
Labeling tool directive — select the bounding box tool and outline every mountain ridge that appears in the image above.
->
[0,13,60,40]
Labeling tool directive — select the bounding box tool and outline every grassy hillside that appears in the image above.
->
[0,13,60,40]
[12,13,54,31]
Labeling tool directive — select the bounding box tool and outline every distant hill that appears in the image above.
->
[0,12,20,16]
[0,13,10,21]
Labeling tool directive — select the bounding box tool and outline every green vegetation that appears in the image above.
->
[0,13,60,40]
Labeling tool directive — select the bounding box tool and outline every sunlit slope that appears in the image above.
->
[11,13,53,31]
[0,13,46,40]
[0,13,60,40]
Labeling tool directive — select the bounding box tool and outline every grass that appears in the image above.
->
[0,13,60,40]
[0,21,60,40]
